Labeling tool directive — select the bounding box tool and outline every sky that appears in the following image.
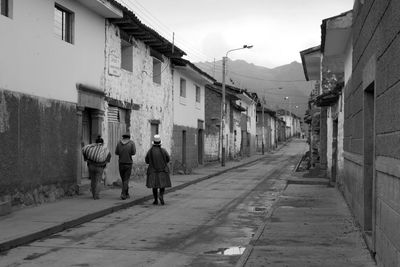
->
[117,0,354,69]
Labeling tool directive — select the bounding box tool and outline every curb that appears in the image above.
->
[0,155,271,253]
[235,184,284,267]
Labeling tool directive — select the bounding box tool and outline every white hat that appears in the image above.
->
[152,134,161,145]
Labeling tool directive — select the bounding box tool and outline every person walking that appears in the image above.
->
[115,132,136,200]
[82,136,111,200]
[145,134,171,205]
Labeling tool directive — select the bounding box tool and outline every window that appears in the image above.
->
[195,85,200,103]
[54,4,74,44]
[180,78,186,97]
[0,0,11,17]
[152,58,161,84]
[121,39,133,72]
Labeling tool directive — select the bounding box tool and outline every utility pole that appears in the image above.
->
[221,56,227,166]
[220,45,253,166]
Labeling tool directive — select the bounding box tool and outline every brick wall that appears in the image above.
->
[344,0,400,264]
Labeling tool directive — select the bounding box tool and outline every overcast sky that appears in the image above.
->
[119,0,354,68]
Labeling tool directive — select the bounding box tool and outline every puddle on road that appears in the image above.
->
[204,246,246,255]
[249,206,267,212]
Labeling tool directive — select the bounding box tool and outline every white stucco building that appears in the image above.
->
[0,0,123,206]
[171,58,215,173]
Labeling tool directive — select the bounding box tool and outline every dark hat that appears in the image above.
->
[122,132,131,138]
[95,135,104,144]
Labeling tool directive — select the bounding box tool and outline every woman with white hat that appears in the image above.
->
[145,134,171,205]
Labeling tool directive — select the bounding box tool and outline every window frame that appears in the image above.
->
[152,57,162,84]
[121,39,133,72]
[54,3,74,44]
[180,78,186,98]
[195,85,201,103]
[0,0,11,18]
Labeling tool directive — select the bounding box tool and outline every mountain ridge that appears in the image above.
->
[195,60,313,118]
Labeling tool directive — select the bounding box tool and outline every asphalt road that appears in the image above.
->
[1,141,306,267]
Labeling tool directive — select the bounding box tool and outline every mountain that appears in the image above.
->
[195,60,313,118]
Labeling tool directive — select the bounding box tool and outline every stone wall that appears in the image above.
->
[0,90,78,206]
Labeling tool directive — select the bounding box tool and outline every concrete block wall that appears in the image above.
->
[343,0,400,265]
[0,90,78,206]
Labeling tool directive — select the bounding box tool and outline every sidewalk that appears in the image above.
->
[236,169,377,267]
[0,149,278,253]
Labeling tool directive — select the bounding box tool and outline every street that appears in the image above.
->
[0,141,305,267]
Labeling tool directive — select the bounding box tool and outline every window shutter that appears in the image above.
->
[108,106,119,123]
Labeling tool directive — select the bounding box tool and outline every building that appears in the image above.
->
[101,1,186,184]
[171,58,215,173]
[342,1,400,264]
[236,91,258,157]
[255,104,277,152]
[301,1,400,264]
[0,0,123,206]
[204,83,239,163]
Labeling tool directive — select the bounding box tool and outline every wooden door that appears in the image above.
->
[106,107,126,185]
[197,129,203,165]
[81,110,91,179]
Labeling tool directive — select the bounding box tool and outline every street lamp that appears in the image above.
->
[221,44,253,166]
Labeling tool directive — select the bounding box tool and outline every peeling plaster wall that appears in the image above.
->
[229,109,242,159]
[104,22,174,179]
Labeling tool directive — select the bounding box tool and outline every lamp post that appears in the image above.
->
[221,45,253,166]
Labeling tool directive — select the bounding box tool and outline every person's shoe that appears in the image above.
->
[126,194,131,199]
[120,194,126,200]
[152,200,158,205]
[159,195,165,205]
[93,195,100,200]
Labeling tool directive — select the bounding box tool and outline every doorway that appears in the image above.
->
[197,129,203,165]
[331,119,338,185]
[150,122,159,144]
[363,82,375,236]
[106,106,127,184]
[81,109,92,179]
[182,130,187,166]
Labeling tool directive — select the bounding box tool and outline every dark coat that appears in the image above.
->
[115,139,136,164]
[145,145,171,188]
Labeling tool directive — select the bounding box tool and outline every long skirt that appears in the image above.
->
[146,171,171,188]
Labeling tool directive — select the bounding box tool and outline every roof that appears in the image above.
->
[300,46,321,81]
[213,82,244,94]
[232,102,247,112]
[256,105,276,116]
[205,83,240,100]
[172,58,216,83]
[108,0,186,58]
[321,10,353,56]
